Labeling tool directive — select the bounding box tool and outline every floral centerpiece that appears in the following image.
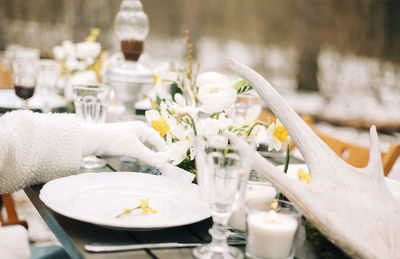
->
[145,30,289,175]
[53,28,107,100]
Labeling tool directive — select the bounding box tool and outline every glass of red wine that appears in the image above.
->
[12,59,38,109]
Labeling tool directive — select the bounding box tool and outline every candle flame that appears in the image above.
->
[268,209,277,221]
[270,199,279,210]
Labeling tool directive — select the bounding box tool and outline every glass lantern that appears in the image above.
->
[106,0,153,122]
[114,0,150,61]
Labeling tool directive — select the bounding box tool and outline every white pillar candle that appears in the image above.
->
[247,211,298,258]
[107,103,126,122]
[228,182,277,231]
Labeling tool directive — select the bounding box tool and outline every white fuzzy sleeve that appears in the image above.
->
[0,111,82,193]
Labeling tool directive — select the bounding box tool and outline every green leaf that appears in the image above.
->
[230,78,247,90]
[156,96,162,106]
[237,83,253,94]
[283,144,290,173]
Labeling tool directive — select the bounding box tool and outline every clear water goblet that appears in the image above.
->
[73,83,111,169]
[194,134,254,259]
[36,59,61,113]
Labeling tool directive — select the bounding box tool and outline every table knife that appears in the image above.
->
[85,239,246,252]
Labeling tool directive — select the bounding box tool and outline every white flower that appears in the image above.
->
[197,72,229,87]
[246,105,262,122]
[266,123,282,151]
[207,135,229,149]
[249,124,268,146]
[75,41,101,60]
[197,116,233,136]
[164,140,191,165]
[153,63,180,99]
[62,40,75,57]
[146,103,190,143]
[77,60,89,71]
[174,93,186,107]
[233,105,261,128]
[53,45,66,60]
[264,120,289,152]
[145,109,162,122]
[65,57,80,71]
[198,83,237,114]
[153,63,180,82]
[69,70,98,85]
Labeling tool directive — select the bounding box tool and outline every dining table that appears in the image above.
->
[23,154,347,259]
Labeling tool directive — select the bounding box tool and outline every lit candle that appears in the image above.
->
[228,182,277,232]
[246,209,298,258]
[107,89,126,122]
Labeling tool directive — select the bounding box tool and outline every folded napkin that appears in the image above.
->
[159,163,196,183]
[0,225,30,259]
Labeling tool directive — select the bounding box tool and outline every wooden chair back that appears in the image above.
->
[0,61,13,89]
[0,193,28,229]
[258,111,400,176]
[308,123,400,176]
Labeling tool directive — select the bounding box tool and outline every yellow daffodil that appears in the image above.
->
[153,75,159,86]
[263,119,290,151]
[298,168,311,183]
[139,198,157,215]
[273,124,289,142]
[86,28,100,42]
[146,109,171,137]
[115,198,157,218]
[91,51,107,81]
[151,118,170,137]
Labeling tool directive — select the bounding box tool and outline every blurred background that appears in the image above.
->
[1,0,400,130]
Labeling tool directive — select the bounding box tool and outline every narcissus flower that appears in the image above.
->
[273,124,289,142]
[297,168,311,183]
[266,120,289,151]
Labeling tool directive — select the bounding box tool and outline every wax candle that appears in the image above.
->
[107,89,126,122]
[107,102,125,122]
[228,182,277,231]
[247,210,298,258]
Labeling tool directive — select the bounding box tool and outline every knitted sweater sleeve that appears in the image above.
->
[0,111,82,193]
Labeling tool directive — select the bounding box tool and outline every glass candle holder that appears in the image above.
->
[228,181,277,237]
[245,198,301,259]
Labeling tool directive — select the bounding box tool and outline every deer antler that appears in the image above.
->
[228,59,400,259]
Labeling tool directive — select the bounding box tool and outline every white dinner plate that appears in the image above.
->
[40,172,211,230]
[277,163,400,201]
[0,89,67,109]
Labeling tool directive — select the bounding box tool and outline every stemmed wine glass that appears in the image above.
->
[73,83,111,169]
[12,59,38,109]
[194,134,254,259]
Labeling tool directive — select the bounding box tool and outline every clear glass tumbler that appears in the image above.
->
[74,83,111,169]
[194,134,253,259]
